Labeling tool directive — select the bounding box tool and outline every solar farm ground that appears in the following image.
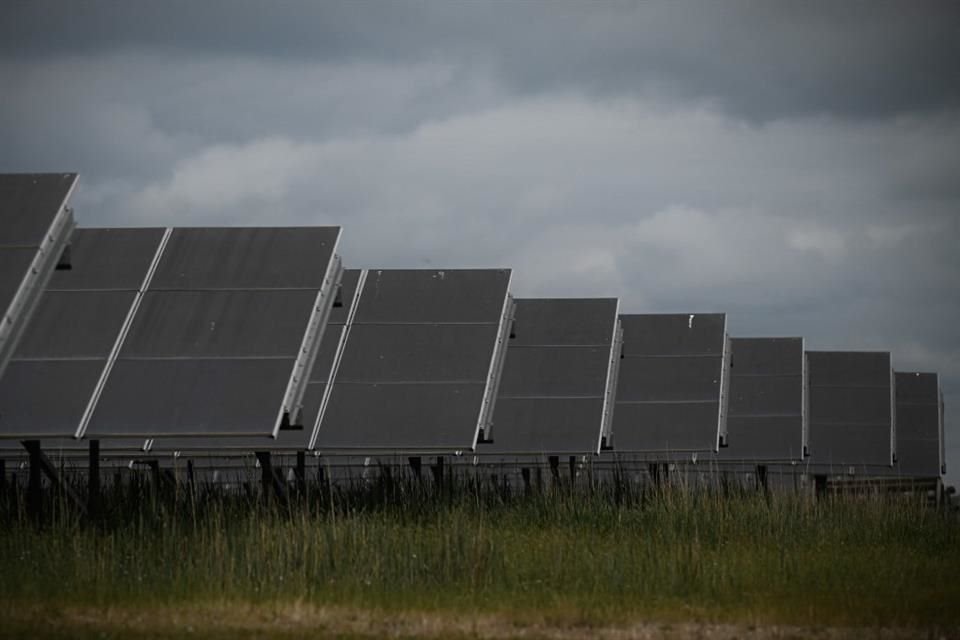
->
[1,482,957,638]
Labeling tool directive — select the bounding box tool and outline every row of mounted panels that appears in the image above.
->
[0,174,945,476]
[3,243,943,477]
[0,226,343,442]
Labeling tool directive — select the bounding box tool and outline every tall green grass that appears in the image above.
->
[1,476,957,628]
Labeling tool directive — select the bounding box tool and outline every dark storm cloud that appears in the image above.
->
[4,1,960,121]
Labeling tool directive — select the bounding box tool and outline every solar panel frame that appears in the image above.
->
[310,268,514,454]
[894,371,944,477]
[715,337,806,462]
[611,313,729,455]
[477,297,622,457]
[806,350,894,469]
[82,226,343,440]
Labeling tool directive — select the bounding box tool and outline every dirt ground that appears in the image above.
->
[2,603,955,639]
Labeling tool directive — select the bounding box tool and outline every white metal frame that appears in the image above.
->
[309,268,368,451]
[273,229,343,437]
[596,300,622,454]
[473,271,514,450]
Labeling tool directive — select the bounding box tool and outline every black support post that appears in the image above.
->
[296,451,307,494]
[814,474,828,499]
[26,440,42,521]
[408,456,422,480]
[521,467,531,494]
[548,456,560,485]
[430,456,445,490]
[755,464,768,493]
[88,440,100,516]
[22,440,87,519]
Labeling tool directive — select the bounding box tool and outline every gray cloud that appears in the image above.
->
[2,2,959,480]
[4,2,960,120]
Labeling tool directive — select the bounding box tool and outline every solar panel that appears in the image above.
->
[149,269,362,454]
[311,269,512,452]
[717,337,805,462]
[478,298,620,456]
[894,372,944,477]
[84,227,342,439]
[612,313,728,454]
[0,228,165,439]
[806,351,893,469]
[0,173,77,379]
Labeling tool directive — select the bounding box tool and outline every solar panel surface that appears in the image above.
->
[0,228,165,438]
[718,337,805,461]
[86,226,341,439]
[894,372,943,477]
[612,313,727,453]
[0,173,78,379]
[807,351,893,468]
[312,269,512,452]
[480,298,619,455]
[150,269,360,453]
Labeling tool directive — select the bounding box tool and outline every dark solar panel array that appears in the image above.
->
[0,174,947,479]
[312,269,512,452]
[895,372,944,477]
[85,227,342,440]
[479,298,620,456]
[612,314,728,453]
[0,228,165,439]
[807,351,893,469]
[718,337,805,462]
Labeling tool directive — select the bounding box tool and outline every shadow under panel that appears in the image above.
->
[87,358,295,437]
[615,356,723,403]
[334,323,497,383]
[481,397,605,454]
[498,346,612,398]
[149,227,340,290]
[314,382,486,450]
[353,269,510,324]
[120,290,317,358]
[0,359,105,438]
[611,401,720,452]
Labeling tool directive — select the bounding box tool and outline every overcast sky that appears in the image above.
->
[3,1,959,479]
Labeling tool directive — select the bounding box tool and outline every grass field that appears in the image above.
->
[1,476,958,637]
